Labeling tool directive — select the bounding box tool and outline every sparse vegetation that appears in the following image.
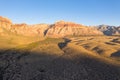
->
[0,35,120,80]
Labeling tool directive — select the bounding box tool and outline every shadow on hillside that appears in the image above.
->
[0,49,120,80]
[111,38,120,43]
[92,47,104,55]
[111,50,120,57]
[44,25,53,36]
[103,31,112,36]
[58,38,71,49]
[105,42,116,45]
[44,29,49,36]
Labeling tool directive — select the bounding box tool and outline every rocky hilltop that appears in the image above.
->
[0,16,49,37]
[0,16,12,27]
[46,21,103,37]
[0,16,104,37]
[11,24,49,37]
[97,25,120,35]
[0,16,12,34]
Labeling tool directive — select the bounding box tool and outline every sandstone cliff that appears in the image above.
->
[10,24,49,37]
[0,16,12,29]
[46,21,103,37]
[0,16,104,37]
[0,16,49,37]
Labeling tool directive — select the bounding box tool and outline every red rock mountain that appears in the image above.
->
[0,16,103,37]
[0,16,12,29]
[11,24,49,37]
[46,21,103,37]
[0,16,49,37]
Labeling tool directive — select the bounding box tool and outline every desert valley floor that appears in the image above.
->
[0,36,120,80]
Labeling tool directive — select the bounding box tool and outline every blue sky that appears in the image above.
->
[0,0,120,26]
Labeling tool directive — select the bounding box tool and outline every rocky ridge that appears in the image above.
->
[0,16,12,34]
[2,16,120,37]
[46,21,103,37]
[97,25,120,35]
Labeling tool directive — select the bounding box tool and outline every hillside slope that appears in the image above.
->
[0,16,120,80]
[0,37,120,80]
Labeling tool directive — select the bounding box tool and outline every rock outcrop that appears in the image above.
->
[4,16,120,37]
[0,16,12,36]
[10,24,49,37]
[0,16,49,37]
[46,21,103,37]
[97,25,120,35]
[0,17,104,38]
[0,16,12,29]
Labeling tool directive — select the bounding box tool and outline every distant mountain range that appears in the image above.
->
[97,25,120,35]
[0,16,120,37]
